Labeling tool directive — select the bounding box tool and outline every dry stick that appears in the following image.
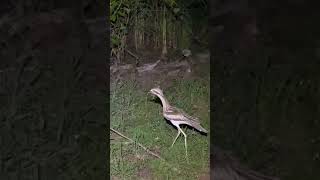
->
[110,128,180,172]
[110,127,163,160]
[125,49,139,60]
[125,49,140,66]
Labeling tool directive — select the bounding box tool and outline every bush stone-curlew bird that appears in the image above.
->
[149,87,207,159]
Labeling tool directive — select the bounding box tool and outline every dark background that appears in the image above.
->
[0,0,108,179]
[212,0,320,179]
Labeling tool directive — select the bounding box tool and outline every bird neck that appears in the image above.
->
[156,94,170,111]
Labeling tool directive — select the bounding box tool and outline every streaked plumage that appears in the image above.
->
[164,106,208,133]
[149,87,208,159]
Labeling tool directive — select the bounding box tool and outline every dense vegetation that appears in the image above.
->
[110,0,208,62]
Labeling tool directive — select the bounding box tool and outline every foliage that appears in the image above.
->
[110,0,208,62]
[110,0,134,61]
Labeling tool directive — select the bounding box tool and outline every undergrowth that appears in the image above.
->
[110,79,209,179]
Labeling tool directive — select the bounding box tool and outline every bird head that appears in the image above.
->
[149,87,164,97]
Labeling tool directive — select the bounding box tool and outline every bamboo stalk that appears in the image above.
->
[161,5,167,58]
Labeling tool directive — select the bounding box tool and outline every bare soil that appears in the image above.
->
[110,49,210,90]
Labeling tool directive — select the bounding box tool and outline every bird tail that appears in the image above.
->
[192,123,208,133]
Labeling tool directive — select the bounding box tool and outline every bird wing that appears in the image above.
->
[166,106,200,123]
[165,106,208,133]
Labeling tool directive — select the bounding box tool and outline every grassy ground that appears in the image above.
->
[110,79,210,179]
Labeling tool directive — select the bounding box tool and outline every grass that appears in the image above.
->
[110,79,210,179]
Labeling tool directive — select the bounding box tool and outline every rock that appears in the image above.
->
[182,49,192,57]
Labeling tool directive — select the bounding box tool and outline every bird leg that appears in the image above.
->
[171,129,181,147]
[178,127,188,160]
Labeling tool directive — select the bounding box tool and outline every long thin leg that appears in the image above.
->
[178,127,188,161]
[171,129,181,147]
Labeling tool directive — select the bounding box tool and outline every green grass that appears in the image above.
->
[110,79,209,179]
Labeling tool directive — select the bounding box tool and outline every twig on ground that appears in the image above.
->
[125,49,139,60]
[110,127,163,160]
[110,127,180,172]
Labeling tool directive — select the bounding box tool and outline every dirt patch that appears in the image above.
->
[110,50,210,90]
[136,167,153,180]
